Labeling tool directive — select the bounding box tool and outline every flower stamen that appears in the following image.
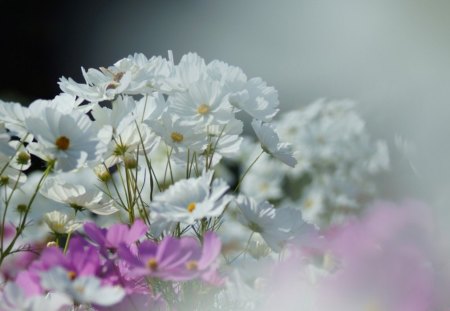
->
[186,260,198,270]
[187,202,196,213]
[171,132,184,143]
[55,136,70,150]
[197,104,210,115]
[147,258,158,271]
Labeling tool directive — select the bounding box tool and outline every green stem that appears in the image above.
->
[234,150,264,192]
[0,162,53,266]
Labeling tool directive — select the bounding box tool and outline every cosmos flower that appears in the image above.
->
[59,53,176,102]
[251,119,296,168]
[119,232,221,282]
[151,171,232,225]
[0,283,71,311]
[84,219,148,256]
[43,211,83,234]
[40,178,119,215]
[235,195,303,252]
[40,267,126,306]
[25,107,109,171]
[148,112,207,153]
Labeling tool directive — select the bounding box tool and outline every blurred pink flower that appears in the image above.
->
[262,200,450,311]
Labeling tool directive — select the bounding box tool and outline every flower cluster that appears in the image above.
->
[0,52,300,310]
[239,99,389,227]
[1,51,444,311]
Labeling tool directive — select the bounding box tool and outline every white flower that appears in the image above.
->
[0,282,71,311]
[40,178,119,215]
[241,153,284,201]
[0,100,30,140]
[25,107,109,171]
[251,119,297,167]
[44,210,83,234]
[206,59,247,94]
[152,171,231,225]
[229,77,279,122]
[276,99,389,176]
[132,92,167,123]
[174,52,207,87]
[104,122,159,168]
[235,195,303,252]
[91,95,136,136]
[59,53,176,102]
[168,77,234,126]
[148,113,207,153]
[29,93,89,115]
[299,186,326,227]
[40,267,126,306]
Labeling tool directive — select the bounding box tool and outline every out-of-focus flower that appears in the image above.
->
[251,119,297,167]
[259,200,448,311]
[43,211,83,234]
[84,219,147,256]
[40,267,125,306]
[40,178,119,215]
[0,283,72,311]
[235,195,304,252]
[119,232,222,282]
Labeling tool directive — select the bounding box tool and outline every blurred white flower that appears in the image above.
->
[230,77,279,122]
[40,178,119,215]
[40,267,125,306]
[0,282,71,311]
[44,210,83,234]
[236,195,303,252]
[251,119,297,167]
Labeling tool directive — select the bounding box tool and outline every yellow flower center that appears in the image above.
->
[186,260,198,270]
[147,258,158,271]
[170,132,184,143]
[67,270,77,280]
[304,199,314,209]
[55,136,70,150]
[197,104,210,115]
[113,71,125,82]
[187,202,196,213]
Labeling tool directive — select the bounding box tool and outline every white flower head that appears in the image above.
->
[104,122,159,168]
[0,282,72,311]
[59,53,177,102]
[25,108,108,171]
[152,171,231,225]
[44,210,83,234]
[40,267,125,306]
[236,195,303,252]
[251,119,297,167]
[40,178,119,215]
[168,77,234,126]
[230,77,279,122]
[299,186,326,227]
[0,100,30,140]
[241,154,284,201]
[148,113,207,153]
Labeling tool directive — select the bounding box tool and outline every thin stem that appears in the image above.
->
[0,162,53,266]
[1,166,24,252]
[229,232,254,264]
[234,150,264,192]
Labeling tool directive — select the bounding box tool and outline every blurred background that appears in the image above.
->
[1,0,450,223]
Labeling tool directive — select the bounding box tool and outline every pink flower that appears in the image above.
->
[261,200,448,311]
[120,232,222,283]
